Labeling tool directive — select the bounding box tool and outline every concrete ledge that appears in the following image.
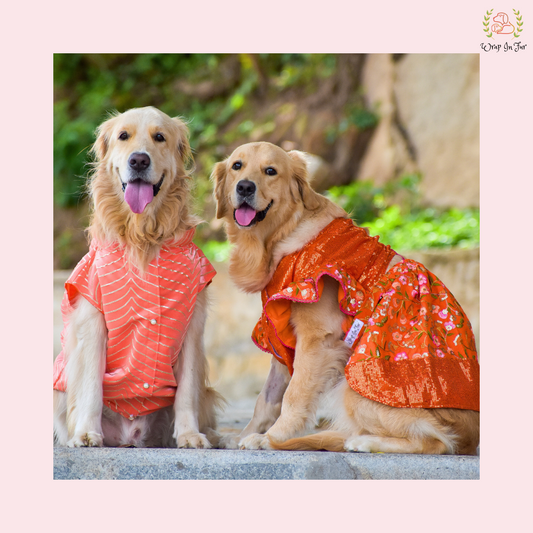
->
[54,447,479,480]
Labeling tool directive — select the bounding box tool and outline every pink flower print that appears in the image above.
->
[420,306,427,316]
[420,285,430,295]
[357,344,367,354]
[368,318,375,326]
[411,290,419,299]
[432,335,441,346]
[399,314,408,325]
[392,281,401,290]
[410,319,418,327]
[444,321,456,331]
[394,352,408,361]
[355,290,364,302]
[399,276,407,284]
[392,331,403,341]
[418,274,428,285]
[438,309,448,319]
[436,349,445,358]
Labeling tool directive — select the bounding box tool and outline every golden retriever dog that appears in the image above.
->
[53,106,223,448]
[212,141,479,455]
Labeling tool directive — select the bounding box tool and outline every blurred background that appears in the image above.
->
[54,53,479,407]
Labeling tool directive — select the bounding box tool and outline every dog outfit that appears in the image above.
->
[53,229,216,420]
[252,217,479,411]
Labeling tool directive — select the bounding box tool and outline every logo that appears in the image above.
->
[481,9,526,52]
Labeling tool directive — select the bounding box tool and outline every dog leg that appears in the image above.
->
[172,289,217,449]
[53,390,69,445]
[240,276,349,450]
[229,357,291,449]
[62,297,107,447]
[344,434,450,454]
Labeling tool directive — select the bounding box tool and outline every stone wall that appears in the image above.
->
[358,54,480,208]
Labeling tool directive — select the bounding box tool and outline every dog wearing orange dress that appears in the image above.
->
[53,107,223,448]
[212,141,479,454]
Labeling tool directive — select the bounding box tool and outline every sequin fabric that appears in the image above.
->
[53,229,216,419]
[252,217,479,411]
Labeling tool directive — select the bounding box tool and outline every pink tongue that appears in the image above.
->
[124,180,154,214]
[235,205,257,226]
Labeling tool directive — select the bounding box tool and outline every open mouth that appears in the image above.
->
[234,200,274,227]
[121,174,164,214]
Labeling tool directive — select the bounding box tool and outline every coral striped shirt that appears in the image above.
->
[53,229,216,419]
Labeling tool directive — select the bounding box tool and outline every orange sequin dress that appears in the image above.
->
[252,217,479,411]
[53,229,216,419]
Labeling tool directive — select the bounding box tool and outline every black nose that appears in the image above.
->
[236,180,256,197]
[128,152,151,172]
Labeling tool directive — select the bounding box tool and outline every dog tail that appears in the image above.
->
[269,431,347,452]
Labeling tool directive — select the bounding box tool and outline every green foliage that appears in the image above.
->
[326,173,421,225]
[365,206,479,251]
[326,175,479,252]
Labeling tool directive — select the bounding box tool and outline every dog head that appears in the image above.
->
[211,142,320,231]
[91,106,192,215]
[87,107,198,270]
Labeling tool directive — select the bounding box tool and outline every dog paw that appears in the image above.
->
[219,432,241,449]
[66,431,104,448]
[239,433,272,450]
[344,435,373,453]
[177,432,212,449]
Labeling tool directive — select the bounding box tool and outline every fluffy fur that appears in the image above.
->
[212,141,479,455]
[54,106,223,448]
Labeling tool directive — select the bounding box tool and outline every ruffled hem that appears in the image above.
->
[252,263,372,373]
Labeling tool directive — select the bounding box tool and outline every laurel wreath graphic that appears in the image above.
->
[483,9,494,39]
[513,9,523,38]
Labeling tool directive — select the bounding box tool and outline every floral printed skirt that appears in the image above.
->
[344,260,479,410]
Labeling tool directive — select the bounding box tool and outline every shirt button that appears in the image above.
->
[150,319,157,325]
[143,383,149,389]
[129,415,135,420]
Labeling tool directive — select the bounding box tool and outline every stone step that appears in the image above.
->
[53,446,479,480]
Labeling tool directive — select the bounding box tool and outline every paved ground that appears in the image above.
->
[53,446,479,480]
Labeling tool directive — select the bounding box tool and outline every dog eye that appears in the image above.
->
[154,133,166,142]
[265,167,277,176]
[232,161,242,170]
[118,131,129,141]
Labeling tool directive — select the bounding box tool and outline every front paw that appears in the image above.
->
[176,431,212,449]
[239,433,272,450]
[219,432,241,449]
[66,431,103,448]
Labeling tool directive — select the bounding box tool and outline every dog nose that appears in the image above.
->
[128,152,151,171]
[236,180,256,197]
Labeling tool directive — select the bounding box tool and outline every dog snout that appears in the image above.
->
[236,180,256,198]
[128,151,151,172]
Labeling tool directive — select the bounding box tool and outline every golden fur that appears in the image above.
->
[212,141,479,455]
[53,107,223,448]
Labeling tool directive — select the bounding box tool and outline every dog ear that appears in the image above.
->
[211,160,229,219]
[287,150,321,211]
[92,113,119,161]
[172,116,193,171]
